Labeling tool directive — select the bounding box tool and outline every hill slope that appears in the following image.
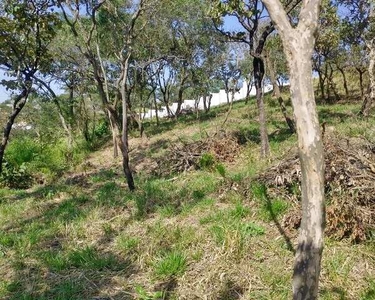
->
[0,94,375,299]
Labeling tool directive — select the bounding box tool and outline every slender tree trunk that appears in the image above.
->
[253,56,270,157]
[222,90,235,126]
[265,54,295,133]
[357,68,365,98]
[337,67,349,97]
[362,40,375,116]
[153,91,160,126]
[317,71,326,100]
[108,111,119,158]
[327,64,339,102]
[0,86,31,173]
[120,59,135,191]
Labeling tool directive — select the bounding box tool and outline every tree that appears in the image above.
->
[0,0,59,173]
[211,0,300,157]
[261,0,325,299]
[57,0,152,190]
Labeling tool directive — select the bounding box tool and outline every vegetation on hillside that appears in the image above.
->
[0,0,375,299]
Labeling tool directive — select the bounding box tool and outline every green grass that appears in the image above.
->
[153,251,187,279]
[0,95,374,299]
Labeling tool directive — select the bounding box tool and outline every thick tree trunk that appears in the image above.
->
[253,57,270,157]
[265,54,295,133]
[0,87,31,174]
[289,49,325,300]
[259,1,324,299]
[362,42,375,116]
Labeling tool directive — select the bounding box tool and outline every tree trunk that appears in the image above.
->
[108,111,119,158]
[253,56,270,157]
[261,1,325,298]
[337,67,349,97]
[317,71,326,100]
[153,91,160,126]
[120,60,135,191]
[362,40,375,116]
[265,54,295,133]
[0,86,31,173]
[289,48,325,300]
[357,68,365,98]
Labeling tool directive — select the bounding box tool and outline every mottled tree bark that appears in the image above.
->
[262,0,325,299]
[362,6,375,117]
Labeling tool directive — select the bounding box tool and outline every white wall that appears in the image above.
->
[142,80,277,120]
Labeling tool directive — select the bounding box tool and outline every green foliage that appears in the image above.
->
[0,160,32,189]
[199,153,215,169]
[93,120,110,139]
[215,163,227,178]
[154,251,187,279]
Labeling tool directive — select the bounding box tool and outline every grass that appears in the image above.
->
[0,92,374,299]
[153,251,187,279]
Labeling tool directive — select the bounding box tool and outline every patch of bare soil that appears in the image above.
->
[258,133,375,242]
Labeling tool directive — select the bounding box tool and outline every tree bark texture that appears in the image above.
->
[261,1,325,299]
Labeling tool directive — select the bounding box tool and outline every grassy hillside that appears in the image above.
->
[0,93,374,300]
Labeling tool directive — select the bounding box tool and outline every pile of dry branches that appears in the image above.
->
[259,134,375,242]
[156,132,241,176]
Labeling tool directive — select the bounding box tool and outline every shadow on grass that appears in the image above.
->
[253,183,295,254]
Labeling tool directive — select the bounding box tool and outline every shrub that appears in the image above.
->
[0,161,33,189]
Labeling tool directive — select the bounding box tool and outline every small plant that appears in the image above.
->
[154,251,187,278]
[199,153,215,169]
[216,163,226,178]
[135,286,165,300]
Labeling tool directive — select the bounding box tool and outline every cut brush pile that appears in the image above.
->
[258,133,375,242]
[156,131,241,176]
